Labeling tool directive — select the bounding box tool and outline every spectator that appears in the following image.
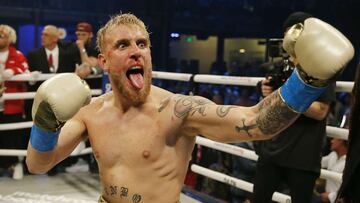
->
[70,22,101,79]
[314,138,347,203]
[27,25,75,74]
[252,12,336,203]
[0,24,29,178]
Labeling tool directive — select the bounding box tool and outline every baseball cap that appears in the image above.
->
[283,12,313,32]
[76,22,93,33]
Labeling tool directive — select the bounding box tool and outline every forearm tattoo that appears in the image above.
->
[173,95,212,118]
[256,90,298,135]
[104,185,142,203]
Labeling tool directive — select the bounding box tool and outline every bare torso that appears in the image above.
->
[81,87,196,203]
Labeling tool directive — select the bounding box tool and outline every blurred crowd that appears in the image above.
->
[0,22,101,178]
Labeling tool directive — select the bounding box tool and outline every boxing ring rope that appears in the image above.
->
[326,126,349,140]
[191,164,292,203]
[0,121,33,130]
[2,89,102,100]
[8,71,354,91]
[195,136,343,183]
[3,72,352,141]
[152,71,193,81]
[0,72,350,201]
[0,147,92,157]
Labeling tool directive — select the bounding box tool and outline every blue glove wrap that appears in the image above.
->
[30,125,60,152]
[280,69,327,112]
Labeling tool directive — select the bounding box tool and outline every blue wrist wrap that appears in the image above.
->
[280,69,327,112]
[30,125,60,152]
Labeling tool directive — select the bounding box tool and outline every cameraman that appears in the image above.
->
[253,12,336,203]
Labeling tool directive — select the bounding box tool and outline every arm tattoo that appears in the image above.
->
[235,118,257,137]
[216,106,238,117]
[256,90,298,135]
[174,95,212,118]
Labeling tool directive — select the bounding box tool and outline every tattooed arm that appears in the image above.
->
[165,91,299,143]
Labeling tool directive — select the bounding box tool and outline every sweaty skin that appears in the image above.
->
[26,14,299,203]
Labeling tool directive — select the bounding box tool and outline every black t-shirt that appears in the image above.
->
[254,82,336,173]
[67,41,99,65]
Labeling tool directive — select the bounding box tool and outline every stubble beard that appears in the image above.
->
[110,66,152,106]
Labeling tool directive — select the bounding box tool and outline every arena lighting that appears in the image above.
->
[239,48,246,53]
[170,32,180,38]
[186,36,193,43]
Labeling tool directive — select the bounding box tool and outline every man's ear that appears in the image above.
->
[98,54,108,72]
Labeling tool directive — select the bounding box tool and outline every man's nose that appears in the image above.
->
[129,45,141,60]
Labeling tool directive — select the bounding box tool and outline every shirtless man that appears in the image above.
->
[26,14,353,203]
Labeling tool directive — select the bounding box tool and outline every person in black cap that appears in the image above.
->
[252,11,336,203]
[70,22,101,79]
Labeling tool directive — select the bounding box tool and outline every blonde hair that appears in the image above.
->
[0,24,17,44]
[96,13,150,53]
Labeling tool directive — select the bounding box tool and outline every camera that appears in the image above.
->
[260,39,295,90]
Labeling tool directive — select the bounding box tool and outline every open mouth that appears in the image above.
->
[126,66,145,89]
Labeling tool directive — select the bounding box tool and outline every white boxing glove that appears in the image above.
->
[283,18,354,82]
[280,18,354,113]
[30,73,91,152]
[32,73,91,132]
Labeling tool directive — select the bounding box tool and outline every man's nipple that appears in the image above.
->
[142,150,150,159]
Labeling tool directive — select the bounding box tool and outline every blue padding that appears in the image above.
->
[102,72,111,94]
[280,69,327,112]
[30,125,60,152]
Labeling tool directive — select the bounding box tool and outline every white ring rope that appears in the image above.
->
[0,147,92,157]
[9,73,102,81]
[152,71,193,81]
[5,72,354,92]
[9,73,56,81]
[191,164,291,203]
[2,89,102,100]
[0,72,348,185]
[0,121,33,130]
[0,121,349,142]
[195,136,343,183]
[326,126,349,140]
[335,81,354,93]
[194,74,263,86]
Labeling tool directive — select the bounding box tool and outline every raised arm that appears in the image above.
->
[26,73,91,174]
[166,93,298,142]
[168,18,354,143]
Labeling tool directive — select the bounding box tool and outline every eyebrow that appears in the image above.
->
[113,39,129,49]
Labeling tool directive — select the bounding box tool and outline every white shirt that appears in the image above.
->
[45,45,59,73]
[321,151,346,203]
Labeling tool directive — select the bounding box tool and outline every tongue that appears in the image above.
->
[129,73,144,89]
